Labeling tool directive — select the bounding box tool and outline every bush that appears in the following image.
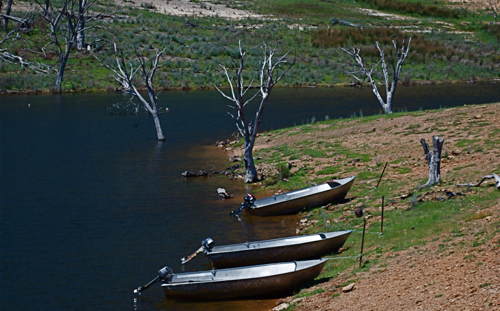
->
[358,0,461,19]
[276,163,291,181]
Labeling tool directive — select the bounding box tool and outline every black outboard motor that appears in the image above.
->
[158,266,173,281]
[202,237,214,252]
[134,266,173,294]
[230,194,256,216]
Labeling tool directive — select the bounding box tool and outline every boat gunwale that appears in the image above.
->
[251,176,356,209]
[162,259,328,287]
[207,230,352,255]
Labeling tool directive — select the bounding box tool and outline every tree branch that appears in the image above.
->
[456,173,500,189]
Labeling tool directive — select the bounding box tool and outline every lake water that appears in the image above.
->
[1,83,499,310]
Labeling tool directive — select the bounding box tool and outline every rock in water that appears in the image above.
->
[217,188,233,199]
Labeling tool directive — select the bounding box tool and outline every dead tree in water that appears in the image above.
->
[420,136,445,188]
[341,38,411,114]
[94,43,168,141]
[215,41,293,183]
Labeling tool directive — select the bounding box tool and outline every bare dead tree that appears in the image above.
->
[34,0,100,92]
[456,173,500,189]
[94,43,168,141]
[419,136,444,189]
[2,0,13,29]
[488,0,498,23]
[215,41,293,183]
[341,38,411,114]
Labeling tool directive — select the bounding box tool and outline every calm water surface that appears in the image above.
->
[1,83,499,310]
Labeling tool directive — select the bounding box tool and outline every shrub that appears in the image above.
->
[277,163,291,181]
[358,0,460,19]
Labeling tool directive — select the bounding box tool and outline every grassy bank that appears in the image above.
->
[1,0,499,93]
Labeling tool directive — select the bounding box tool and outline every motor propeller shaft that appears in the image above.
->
[134,266,172,294]
[181,238,214,264]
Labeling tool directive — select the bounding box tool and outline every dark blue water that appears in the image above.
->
[1,83,499,310]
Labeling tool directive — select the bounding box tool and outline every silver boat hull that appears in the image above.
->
[162,259,328,300]
[246,176,355,216]
[207,231,351,269]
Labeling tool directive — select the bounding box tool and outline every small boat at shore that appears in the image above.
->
[231,176,356,216]
[158,259,328,300]
[181,231,351,269]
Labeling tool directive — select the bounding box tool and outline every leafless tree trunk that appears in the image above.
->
[94,43,168,141]
[3,0,13,29]
[489,0,498,23]
[76,0,86,50]
[341,38,411,114]
[215,41,293,183]
[420,136,444,188]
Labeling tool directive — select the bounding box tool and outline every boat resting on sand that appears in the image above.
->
[231,176,356,216]
[181,231,352,269]
[162,259,328,300]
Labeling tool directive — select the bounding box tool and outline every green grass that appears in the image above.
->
[316,167,342,175]
[456,139,481,147]
[294,287,325,298]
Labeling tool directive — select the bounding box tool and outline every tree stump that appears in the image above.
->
[420,136,445,188]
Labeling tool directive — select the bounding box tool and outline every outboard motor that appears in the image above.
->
[202,237,214,252]
[230,194,256,216]
[158,266,173,281]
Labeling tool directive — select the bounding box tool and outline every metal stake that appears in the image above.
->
[359,218,366,268]
[376,162,388,188]
[381,196,385,234]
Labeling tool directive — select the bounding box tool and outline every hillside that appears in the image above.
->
[220,102,500,310]
[1,0,499,92]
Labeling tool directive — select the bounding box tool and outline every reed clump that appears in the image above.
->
[311,27,483,66]
[359,0,462,19]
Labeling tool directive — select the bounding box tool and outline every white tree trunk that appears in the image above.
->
[76,0,86,50]
[420,136,444,188]
[152,112,165,141]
